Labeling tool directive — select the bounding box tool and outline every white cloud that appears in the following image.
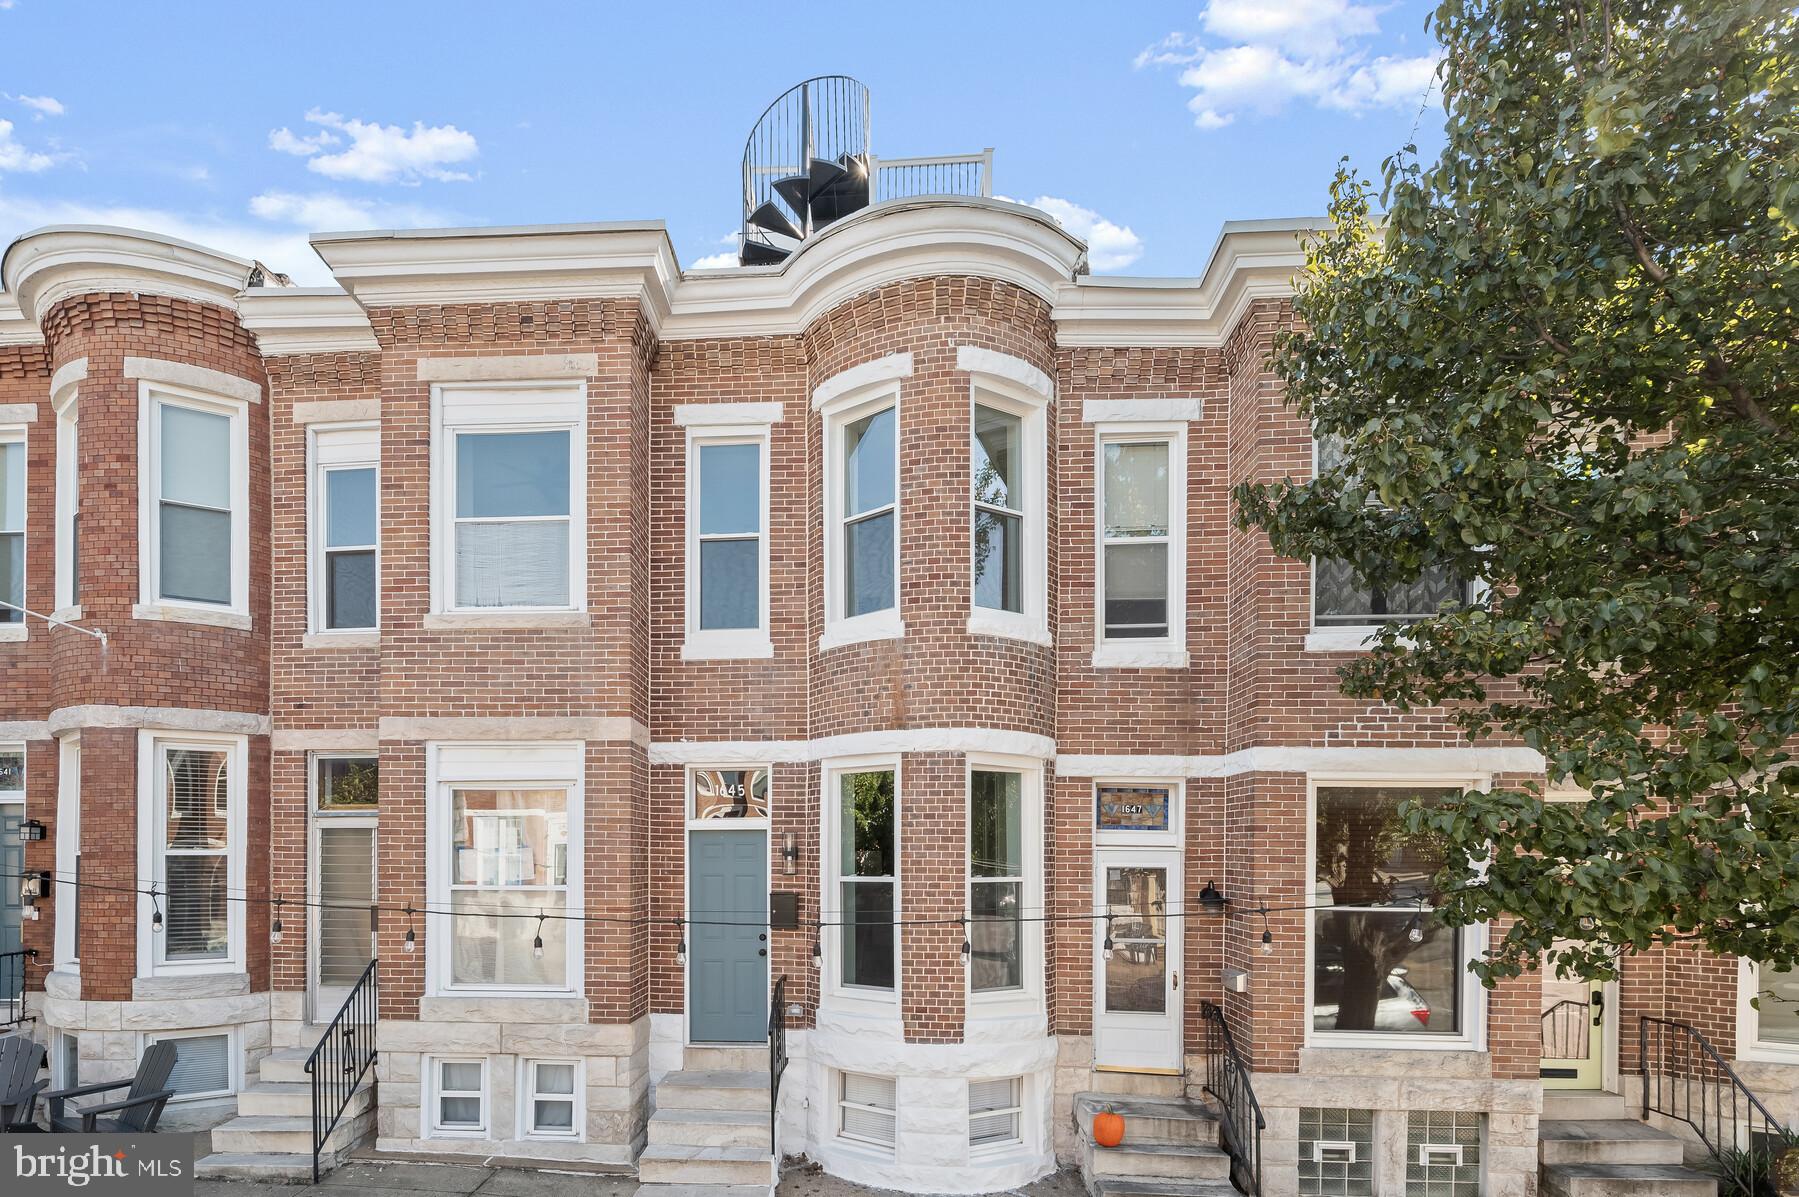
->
[248,189,450,231]
[5,93,63,119]
[268,108,478,184]
[690,251,739,269]
[0,118,55,172]
[1010,196,1144,272]
[1137,0,1440,130]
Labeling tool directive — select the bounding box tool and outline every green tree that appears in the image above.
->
[1235,0,1799,984]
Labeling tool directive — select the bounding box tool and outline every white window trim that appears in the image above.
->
[821,755,901,1012]
[136,381,251,618]
[426,1055,490,1139]
[1092,421,1188,669]
[966,754,1045,1017]
[819,383,904,652]
[141,1026,240,1103]
[430,382,587,616]
[136,730,248,978]
[836,1070,898,1153]
[966,378,1050,647]
[54,734,78,971]
[0,425,26,641]
[308,423,380,635]
[53,392,77,616]
[1303,774,1489,1053]
[424,741,585,998]
[1737,958,1799,1064]
[968,1074,1026,1155]
[683,423,773,660]
[518,1057,585,1140]
[1093,776,1185,846]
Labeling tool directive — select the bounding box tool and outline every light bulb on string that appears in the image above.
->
[271,895,285,944]
[532,912,547,960]
[1102,916,1115,962]
[403,906,417,953]
[1258,907,1274,955]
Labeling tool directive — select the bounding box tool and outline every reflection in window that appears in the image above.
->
[1311,786,1461,1035]
[841,407,896,618]
[972,405,1023,612]
[1754,963,1799,1047]
[323,466,377,629]
[970,771,1022,992]
[695,441,762,631]
[157,402,233,606]
[448,788,569,987]
[1100,438,1171,640]
[1103,865,1167,1013]
[453,430,571,609]
[316,756,378,811]
[839,770,895,990]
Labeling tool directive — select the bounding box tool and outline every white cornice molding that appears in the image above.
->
[956,345,1053,400]
[0,293,39,347]
[310,221,680,330]
[1,225,253,326]
[236,287,379,355]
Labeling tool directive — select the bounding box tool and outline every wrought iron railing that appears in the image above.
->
[1640,1016,1794,1197]
[1541,998,1592,1059]
[769,974,788,1157]
[306,958,377,1183]
[1201,1000,1264,1196]
[870,150,994,203]
[0,948,33,1030]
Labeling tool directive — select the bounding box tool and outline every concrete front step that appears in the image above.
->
[194,1152,319,1182]
[1542,1162,1718,1197]
[1088,1071,1187,1099]
[637,1143,774,1186]
[656,1070,771,1113]
[236,1078,372,1120]
[633,1186,772,1197]
[254,1046,316,1085]
[649,1106,770,1150]
[1542,1091,1632,1121]
[1074,1092,1219,1148]
[1083,1138,1233,1183]
[1540,1119,1686,1166]
[208,1107,373,1156]
[1091,1179,1241,1197]
[683,1046,769,1072]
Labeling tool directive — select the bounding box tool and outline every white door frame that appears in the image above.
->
[1092,844,1183,1073]
[307,800,377,1024]
[683,765,773,1048]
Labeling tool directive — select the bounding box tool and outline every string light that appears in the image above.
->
[1102,916,1115,962]
[532,913,547,960]
[1258,907,1274,956]
[403,906,417,953]
[150,890,163,934]
[271,895,285,945]
[959,917,971,968]
[1407,897,1425,944]
[811,933,822,968]
[674,920,687,968]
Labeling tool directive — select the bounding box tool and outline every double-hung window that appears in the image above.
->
[141,733,244,974]
[969,769,1024,994]
[430,1058,487,1137]
[968,1077,1023,1149]
[1095,425,1186,665]
[311,426,378,632]
[838,1072,897,1150]
[1743,961,1799,1058]
[821,386,900,647]
[433,385,585,614]
[55,396,77,611]
[684,429,771,658]
[0,430,22,626]
[967,375,1049,644]
[143,387,247,612]
[835,767,896,993]
[521,1059,580,1138]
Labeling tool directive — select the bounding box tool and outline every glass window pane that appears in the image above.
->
[325,467,377,547]
[698,443,760,536]
[164,855,229,960]
[0,441,22,530]
[327,550,377,629]
[455,431,570,518]
[970,772,1021,878]
[455,519,569,608]
[317,757,378,811]
[844,407,895,516]
[844,510,894,617]
[451,789,568,886]
[972,509,1020,613]
[1312,910,1459,1034]
[1102,441,1168,536]
[1103,542,1168,638]
[691,769,769,820]
[534,1099,574,1130]
[1756,964,1799,1046]
[699,538,758,629]
[159,404,231,510]
[971,881,1021,992]
[534,1063,576,1095]
[165,749,229,850]
[0,750,21,790]
[449,889,567,987]
[441,1061,482,1092]
[972,405,1020,511]
[160,503,231,604]
[1316,557,1466,625]
[1312,786,1456,903]
[839,772,894,877]
[841,880,894,990]
[0,532,20,623]
[1104,866,1167,1013]
[440,1096,481,1125]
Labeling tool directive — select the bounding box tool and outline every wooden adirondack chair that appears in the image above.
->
[42,1040,177,1133]
[0,1035,48,1130]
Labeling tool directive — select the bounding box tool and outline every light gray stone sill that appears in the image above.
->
[134,971,250,1001]
[817,612,904,653]
[418,995,590,1023]
[302,631,380,649]
[44,969,80,1000]
[681,632,774,660]
[52,606,82,623]
[1304,627,1418,653]
[422,611,589,630]
[1090,643,1189,669]
[0,624,27,642]
[133,603,253,631]
[966,611,1052,647]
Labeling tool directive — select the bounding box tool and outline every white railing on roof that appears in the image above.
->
[869,149,994,203]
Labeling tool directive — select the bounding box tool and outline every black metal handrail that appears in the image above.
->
[768,974,788,1157]
[1641,1016,1793,1197]
[306,959,378,1184]
[0,949,34,1030]
[1541,998,1593,1060]
[1201,1000,1264,1196]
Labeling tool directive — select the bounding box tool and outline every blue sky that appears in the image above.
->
[0,1,1445,284]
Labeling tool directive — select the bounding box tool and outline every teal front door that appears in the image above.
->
[688,829,768,1043]
[0,804,21,955]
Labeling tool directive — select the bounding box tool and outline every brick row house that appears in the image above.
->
[0,188,1794,1192]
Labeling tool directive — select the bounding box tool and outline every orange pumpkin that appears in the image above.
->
[1092,1107,1125,1148]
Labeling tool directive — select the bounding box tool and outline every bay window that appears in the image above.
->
[836,767,896,992]
[142,387,247,612]
[969,769,1023,993]
[972,405,1022,613]
[0,431,21,625]
[55,396,76,610]
[1094,424,1186,665]
[967,377,1049,644]
[140,732,244,974]
[821,383,901,649]
[54,736,78,969]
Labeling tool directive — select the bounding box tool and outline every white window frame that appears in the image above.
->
[0,425,26,639]
[430,382,587,616]
[136,730,247,977]
[967,1074,1025,1154]
[966,754,1044,1016]
[683,424,773,660]
[137,382,251,617]
[820,383,903,651]
[518,1057,584,1140]
[53,1030,79,1089]
[1737,958,1799,1064]
[308,423,380,635]
[424,741,584,998]
[821,755,901,1010]
[1303,774,1489,1052]
[54,734,78,971]
[1092,422,1187,669]
[966,380,1049,646]
[53,389,77,615]
[426,1055,490,1138]
[836,1070,897,1152]
[1094,777,1184,847]
[142,1026,239,1102]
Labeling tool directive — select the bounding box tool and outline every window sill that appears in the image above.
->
[52,606,82,623]
[132,603,253,631]
[682,631,774,660]
[1305,1034,1483,1054]
[1737,1044,1799,1066]
[1304,627,1417,653]
[422,611,589,631]
[0,624,27,643]
[819,610,905,653]
[966,609,1051,647]
[1091,643,1189,670]
[302,631,380,649]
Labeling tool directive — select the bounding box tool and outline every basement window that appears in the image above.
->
[968,1076,1022,1150]
[430,1058,488,1137]
[148,1031,234,1101]
[1406,1110,1484,1196]
[522,1059,580,1139]
[838,1071,896,1150]
[1298,1107,1375,1197]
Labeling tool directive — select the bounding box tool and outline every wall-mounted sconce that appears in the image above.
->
[781,831,799,876]
[19,870,50,900]
[1198,880,1226,914]
[19,818,46,843]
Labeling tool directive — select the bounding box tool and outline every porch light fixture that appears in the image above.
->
[19,870,50,899]
[1197,881,1225,913]
[781,831,799,876]
[19,818,46,842]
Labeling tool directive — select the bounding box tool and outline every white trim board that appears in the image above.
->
[1057,745,1546,778]
[956,345,1052,399]
[673,401,785,427]
[649,727,1056,766]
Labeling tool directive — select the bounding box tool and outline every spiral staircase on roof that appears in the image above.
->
[736,75,993,268]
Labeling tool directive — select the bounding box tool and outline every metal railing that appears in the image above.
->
[768,974,788,1157]
[1640,1016,1793,1197]
[306,959,377,1183]
[1541,998,1592,1059]
[870,150,994,203]
[1200,1001,1264,1196]
[0,949,33,1030]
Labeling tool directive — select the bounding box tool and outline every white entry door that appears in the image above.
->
[1093,848,1182,1072]
[310,815,376,1020]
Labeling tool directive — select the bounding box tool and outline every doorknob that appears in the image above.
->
[758,948,767,957]
[759,933,767,941]
[1590,989,1604,1027]
[1172,972,1180,990]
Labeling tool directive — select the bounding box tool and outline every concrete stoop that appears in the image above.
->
[195,1046,376,1181]
[1073,1090,1239,1197]
[634,1061,776,1197]
[1539,1115,1718,1197]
